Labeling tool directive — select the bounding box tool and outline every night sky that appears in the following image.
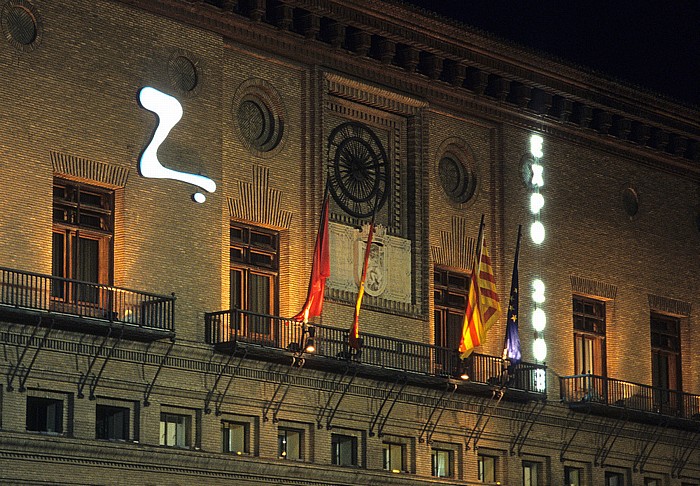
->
[402,1,700,107]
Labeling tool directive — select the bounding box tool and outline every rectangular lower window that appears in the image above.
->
[160,412,191,448]
[26,396,63,434]
[223,421,249,455]
[278,427,303,460]
[431,448,453,478]
[565,466,581,486]
[523,460,540,486]
[96,405,129,441]
[606,471,624,486]
[383,442,405,472]
[479,454,496,482]
[332,434,358,466]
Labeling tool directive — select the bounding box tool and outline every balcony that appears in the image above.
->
[0,266,175,341]
[205,308,547,400]
[560,374,700,430]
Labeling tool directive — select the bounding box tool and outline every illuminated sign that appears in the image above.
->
[529,134,547,381]
[138,87,216,203]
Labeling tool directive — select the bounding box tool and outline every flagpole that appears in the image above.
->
[349,204,377,351]
[475,214,485,270]
[458,214,485,363]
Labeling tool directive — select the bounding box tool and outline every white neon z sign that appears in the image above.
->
[138,87,216,203]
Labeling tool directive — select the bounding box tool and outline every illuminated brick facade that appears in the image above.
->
[0,1,698,484]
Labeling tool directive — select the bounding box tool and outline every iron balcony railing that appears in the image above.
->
[0,266,175,332]
[205,308,547,394]
[560,374,700,421]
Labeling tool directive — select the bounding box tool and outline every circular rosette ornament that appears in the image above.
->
[327,122,389,218]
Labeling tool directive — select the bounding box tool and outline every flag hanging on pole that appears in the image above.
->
[293,194,331,322]
[349,221,374,350]
[477,235,501,336]
[458,256,483,358]
[503,226,522,365]
[459,219,501,358]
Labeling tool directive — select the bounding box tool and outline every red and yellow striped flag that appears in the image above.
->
[459,234,501,358]
[349,223,374,350]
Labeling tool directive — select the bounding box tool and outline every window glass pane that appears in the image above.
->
[565,467,581,486]
[96,405,129,441]
[278,429,302,460]
[479,455,495,482]
[605,472,624,486]
[160,413,189,448]
[431,449,451,477]
[523,461,539,486]
[223,422,248,454]
[230,270,243,310]
[332,434,357,466]
[26,397,63,434]
[383,443,404,472]
[249,273,271,336]
[52,233,65,298]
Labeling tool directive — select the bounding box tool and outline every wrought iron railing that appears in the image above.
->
[205,308,547,394]
[560,374,700,421]
[0,266,175,332]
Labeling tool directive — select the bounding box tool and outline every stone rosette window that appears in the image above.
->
[437,142,477,204]
[168,50,201,95]
[1,0,42,52]
[233,79,285,156]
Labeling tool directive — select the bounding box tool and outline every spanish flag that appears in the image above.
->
[349,222,374,350]
[293,194,331,322]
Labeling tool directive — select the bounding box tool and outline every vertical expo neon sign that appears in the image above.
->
[138,87,216,203]
[529,134,546,392]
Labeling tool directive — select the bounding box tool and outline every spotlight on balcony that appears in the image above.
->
[457,361,469,381]
[304,326,316,354]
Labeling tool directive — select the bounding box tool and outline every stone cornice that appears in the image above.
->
[115,0,699,178]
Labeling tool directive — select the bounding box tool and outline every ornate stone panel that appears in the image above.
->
[327,221,411,305]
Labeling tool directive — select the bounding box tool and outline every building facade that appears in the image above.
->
[0,0,699,484]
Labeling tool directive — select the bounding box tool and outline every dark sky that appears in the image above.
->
[402,1,700,106]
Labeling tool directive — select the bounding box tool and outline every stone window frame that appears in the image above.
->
[25,388,72,436]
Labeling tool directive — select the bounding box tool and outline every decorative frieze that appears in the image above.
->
[51,151,129,188]
[648,294,692,317]
[570,275,618,300]
[228,165,293,229]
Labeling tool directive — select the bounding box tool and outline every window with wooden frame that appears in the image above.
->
[573,296,606,376]
[52,178,114,307]
[434,267,468,369]
[230,222,279,342]
[651,313,682,410]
